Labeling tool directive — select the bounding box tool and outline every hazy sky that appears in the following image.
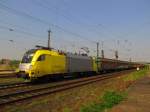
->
[0,0,150,62]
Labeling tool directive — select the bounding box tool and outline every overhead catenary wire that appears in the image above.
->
[30,0,75,25]
[0,2,95,43]
[0,18,31,31]
[33,0,107,40]
[0,20,94,54]
[0,25,44,38]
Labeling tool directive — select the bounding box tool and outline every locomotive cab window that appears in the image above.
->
[37,55,45,61]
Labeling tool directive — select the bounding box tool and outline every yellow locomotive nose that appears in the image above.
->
[19,63,32,71]
[17,49,36,79]
[17,63,32,78]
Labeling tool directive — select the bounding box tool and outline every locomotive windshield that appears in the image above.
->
[21,49,37,63]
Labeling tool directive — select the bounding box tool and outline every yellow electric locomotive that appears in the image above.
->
[17,47,97,80]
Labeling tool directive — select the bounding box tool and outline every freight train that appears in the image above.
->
[17,46,143,81]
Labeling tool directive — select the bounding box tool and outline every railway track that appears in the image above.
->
[0,74,16,78]
[0,70,15,72]
[0,71,16,78]
[0,70,134,106]
[0,82,30,89]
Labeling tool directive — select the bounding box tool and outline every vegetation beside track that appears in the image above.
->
[9,60,20,69]
[124,67,149,82]
[0,60,20,70]
[80,91,126,112]
[79,67,149,112]
[0,78,25,85]
[1,68,149,112]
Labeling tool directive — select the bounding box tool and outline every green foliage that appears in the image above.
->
[80,67,149,112]
[10,60,20,69]
[102,91,125,108]
[80,103,105,112]
[63,107,72,112]
[124,67,149,81]
[80,91,126,112]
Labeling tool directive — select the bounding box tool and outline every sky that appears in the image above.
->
[0,0,150,62]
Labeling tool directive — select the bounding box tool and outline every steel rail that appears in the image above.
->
[0,82,30,89]
[0,74,16,78]
[0,70,134,106]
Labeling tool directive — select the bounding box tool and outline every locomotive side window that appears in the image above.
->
[37,55,45,61]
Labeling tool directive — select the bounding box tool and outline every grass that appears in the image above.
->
[63,107,72,112]
[80,91,126,112]
[124,67,149,82]
[80,67,149,112]
[0,64,13,70]
[3,67,149,112]
[0,60,20,70]
[0,78,26,85]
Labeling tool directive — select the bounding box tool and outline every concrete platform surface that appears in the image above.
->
[110,75,150,112]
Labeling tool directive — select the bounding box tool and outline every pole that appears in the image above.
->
[101,41,104,58]
[48,29,51,48]
[97,42,99,58]
[101,50,104,58]
[115,50,118,60]
[96,42,99,72]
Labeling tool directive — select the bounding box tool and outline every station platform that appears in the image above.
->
[110,74,150,112]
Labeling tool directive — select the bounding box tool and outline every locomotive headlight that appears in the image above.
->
[19,63,32,71]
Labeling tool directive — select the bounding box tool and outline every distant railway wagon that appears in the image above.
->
[17,47,144,81]
[99,58,126,72]
[97,58,137,73]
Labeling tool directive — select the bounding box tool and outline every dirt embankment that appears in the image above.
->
[110,74,150,112]
[2,68,149,112]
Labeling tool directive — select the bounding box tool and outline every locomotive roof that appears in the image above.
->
[25,49,37,54]
[66,53,92,59]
